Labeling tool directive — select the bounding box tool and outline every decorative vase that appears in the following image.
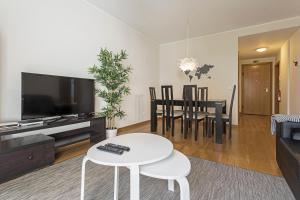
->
[106,129,118,138]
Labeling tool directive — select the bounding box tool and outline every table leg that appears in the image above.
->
[151,100,157,132]
[114,166,119,200]
[130,165,140,200]
[207,118,212,137]
[81,156,88,200]
[168,180,175,192]
[176,177,190,200]
[215,103,223,144]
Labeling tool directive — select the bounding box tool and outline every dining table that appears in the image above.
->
[150,99,227,144]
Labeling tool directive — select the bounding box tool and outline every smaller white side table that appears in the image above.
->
[139,150,191,200]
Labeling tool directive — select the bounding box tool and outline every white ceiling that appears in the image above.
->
[88,0,300,43]
[238,27,298,60]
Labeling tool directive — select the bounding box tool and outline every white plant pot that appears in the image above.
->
[106,129,118,138]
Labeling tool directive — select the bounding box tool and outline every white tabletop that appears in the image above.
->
[87,133,173,167]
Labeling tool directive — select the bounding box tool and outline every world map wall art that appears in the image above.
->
[184,64,214,81]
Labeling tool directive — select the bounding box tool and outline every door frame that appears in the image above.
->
[274,61,280,114]
[241,62,273,115]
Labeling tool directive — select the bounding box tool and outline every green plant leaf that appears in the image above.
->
[88,48,132,128]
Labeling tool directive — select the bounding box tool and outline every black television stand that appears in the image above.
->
[0,116,106,148]
[0,116,106,183]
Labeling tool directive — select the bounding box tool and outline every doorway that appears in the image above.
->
[241,62,272,115]
[238,27,300,115]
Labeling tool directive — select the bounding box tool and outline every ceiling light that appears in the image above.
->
[256,47,268,53]
[178,24,198,72]
[178,0,197,73]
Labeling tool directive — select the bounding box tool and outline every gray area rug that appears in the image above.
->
[0,156,295,200]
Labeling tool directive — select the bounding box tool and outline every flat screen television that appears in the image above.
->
[21,72,95,120]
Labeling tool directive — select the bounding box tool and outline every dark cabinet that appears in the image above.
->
[0,134,55,183]
[90,117,106,143]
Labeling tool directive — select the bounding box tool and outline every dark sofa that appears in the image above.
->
[276,121,300,200]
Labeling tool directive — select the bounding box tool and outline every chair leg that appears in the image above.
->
[114,166,119,200]
[184,119,188,139]
[202,120,207,137]
[167,115,171,131]
[181,117,183,134]
[195,120,198,141]
[162,116,165,135]
[168,180,175,192]
[223,122,226,134]
[166,117,170,131]
[171,118,175,137]
[176,177,190,200]
[229,121,232,139]
[211,120,214,135]
[188,120,192,136]
[205,118,208,136]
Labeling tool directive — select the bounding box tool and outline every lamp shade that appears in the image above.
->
[179,57,198,72]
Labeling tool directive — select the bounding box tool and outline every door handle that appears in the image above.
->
[265,88,269,93]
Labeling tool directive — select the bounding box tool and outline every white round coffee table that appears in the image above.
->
[80,133,173,200]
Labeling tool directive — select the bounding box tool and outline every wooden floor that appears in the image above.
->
[55,114,281,176]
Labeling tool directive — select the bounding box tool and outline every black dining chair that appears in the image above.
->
[149,87,163,115]
[197,87,210,136]
[197,87,208,113]
[208,85,236,139]
[161,85,183,136]
[183,85,205,141]
[182,85,194,129]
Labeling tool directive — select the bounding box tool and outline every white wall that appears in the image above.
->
[160,32,239,125]
[289,29,300,114]
[279,41,290,114]
[277,28,300,114]
[276,28,300,115]
[0,0,159,127]
[238,57,276,114]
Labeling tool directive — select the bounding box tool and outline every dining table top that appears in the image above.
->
[155,98,226,102]
[154,98,227,107]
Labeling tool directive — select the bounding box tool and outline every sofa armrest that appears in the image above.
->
[276,121,283,138]
[280,121,300,139]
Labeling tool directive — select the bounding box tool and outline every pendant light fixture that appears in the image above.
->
[179,0,198,73]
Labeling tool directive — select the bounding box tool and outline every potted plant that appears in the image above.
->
[89,48,132,138]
